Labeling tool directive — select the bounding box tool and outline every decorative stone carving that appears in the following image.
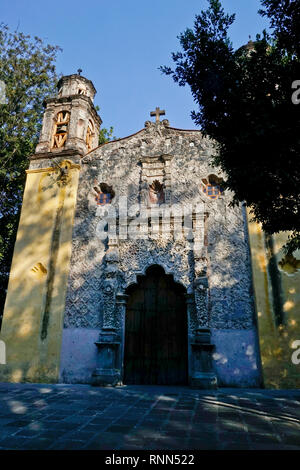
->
[102,240,119,329]
[91,327,121,386]
[63,118,259,387]
[92,237,121,385]
[194,276,209,328]
[149,180,165,205]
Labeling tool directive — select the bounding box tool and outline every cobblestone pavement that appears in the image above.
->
[0,383,299,450]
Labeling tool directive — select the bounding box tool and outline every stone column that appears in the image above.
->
[190,277,218,389]
[115,293,129,382]
[92,239,121,386]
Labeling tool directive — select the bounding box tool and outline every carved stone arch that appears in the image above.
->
[124,263,187,293]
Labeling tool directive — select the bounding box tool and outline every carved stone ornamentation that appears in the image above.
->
[194,276,209,328]
[91,238,122,385]
[61,104,261,388]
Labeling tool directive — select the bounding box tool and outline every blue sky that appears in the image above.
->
[2,0,270,138]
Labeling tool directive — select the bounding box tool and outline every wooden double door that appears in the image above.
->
[123,265,188,385]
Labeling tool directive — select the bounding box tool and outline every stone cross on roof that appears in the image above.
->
[150,107,166,122]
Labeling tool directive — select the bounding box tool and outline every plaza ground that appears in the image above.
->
[0,382,299,450]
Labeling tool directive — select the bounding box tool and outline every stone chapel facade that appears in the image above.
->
[0,74,263,388]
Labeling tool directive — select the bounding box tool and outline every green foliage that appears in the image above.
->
[0,23,61,322]
[161,0,300,253]
[99,126,116,145]
[93,105,116,144]
[259,0,300,56]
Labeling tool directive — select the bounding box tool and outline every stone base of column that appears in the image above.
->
[91,368,120,387]
[91,328,121,387]
[190,327,218,390]
[190,372,218,389]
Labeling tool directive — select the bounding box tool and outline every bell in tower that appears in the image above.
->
[35,73,102,157]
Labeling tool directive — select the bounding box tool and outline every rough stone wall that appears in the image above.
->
[64,121,256,332]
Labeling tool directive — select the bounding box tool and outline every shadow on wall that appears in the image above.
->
[248,221,300,389]
[0,166,78,384]
[62,175,263,387]
[0,162,267,387]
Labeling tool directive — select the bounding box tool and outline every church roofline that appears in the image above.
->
[85,129,145,155]
[85,126,202,156]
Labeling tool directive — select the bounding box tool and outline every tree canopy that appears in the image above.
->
[99,125,116,145]
[0,24,61,322]
[161,0,300,253]
[259,0,300,56]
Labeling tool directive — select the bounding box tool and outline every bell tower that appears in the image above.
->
[0,74,102,384]
[36,73,102,156]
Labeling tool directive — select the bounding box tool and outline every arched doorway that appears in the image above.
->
[123,265,188,385]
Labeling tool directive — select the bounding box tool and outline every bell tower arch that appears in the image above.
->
[36,73,102,156]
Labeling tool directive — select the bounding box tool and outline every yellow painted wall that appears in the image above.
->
[0,161,80,383]
[248,214,300,388]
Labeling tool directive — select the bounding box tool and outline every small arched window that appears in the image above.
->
[93,182,115,206]
[52,111,70,149]
[86,120,94,151]
[200,174,224,199]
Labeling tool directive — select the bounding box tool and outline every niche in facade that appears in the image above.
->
[86,120,94,151]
